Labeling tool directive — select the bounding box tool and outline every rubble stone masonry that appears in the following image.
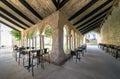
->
[101,2,120,45]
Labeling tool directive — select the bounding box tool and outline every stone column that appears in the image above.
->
[35,36,37,49]
[71,36,73,50]
[77,37,79,47]
[42,35,44,49]
[69,35,72,49]
[50,11,66,65]
[83,36,86,44]
[26,38,28,47]
[66,35,68,50]
[32,36,34,47]
[21,31,24,46]
[29,38,31,48]
[74,34,76,49]
[39,34,44,49]
[39,34,42,49]
[51,25,66,64]
[67,34,72,50]
[78,37,79,47]
[78,37,80,47]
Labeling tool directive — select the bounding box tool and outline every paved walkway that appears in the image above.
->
[0,45,120,79]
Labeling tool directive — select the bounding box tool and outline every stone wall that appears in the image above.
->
[101,2,120,45]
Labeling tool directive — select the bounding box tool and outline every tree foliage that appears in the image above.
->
[45,27,52,37]
[10,30,21,41]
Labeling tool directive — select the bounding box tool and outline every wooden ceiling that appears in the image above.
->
[0,0,115,34]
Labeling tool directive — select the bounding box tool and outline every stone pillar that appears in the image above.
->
[83,36,86,44]
[21,31,24,46]
[39,34,44,49]
[35,36,37,49]
[77,37,79,47]
[32,36,34,47]
[78,37,80,47]
[42,35,44,49]
[67,34,72,50]
[39,34,42,49]
[71,36,73,50]
[29,38,31,48]
[50,11,67,65]
[66,35,68,50]
[74,34,76,49]
[26,38,28,47]
[51,25,66,64]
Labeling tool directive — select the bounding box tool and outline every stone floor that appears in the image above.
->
[0,45,120,79]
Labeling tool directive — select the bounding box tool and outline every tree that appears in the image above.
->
[45,26,52,37]
[10,30,21,41]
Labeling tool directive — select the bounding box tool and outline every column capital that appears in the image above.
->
[39,34,44,37]
[66,34,72,37]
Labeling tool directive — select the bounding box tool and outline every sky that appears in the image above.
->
[0,23,12,47]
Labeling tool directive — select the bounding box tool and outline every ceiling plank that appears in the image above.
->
[80,19,103,32]
[52,0,59,10]
[19,0,43,20]
[0,13,26,30]
[52,0,69,10]
[0,7,30,28]
[73,0,113,25]
[0,18,23,31]
[81,23,101,34]
[76,1,113,27]
[77,13,106,30]
[1,0,35,24]
[68,0,98,21]
[59,0,69,9]
[76,6,112,29]
[78,14,106,30]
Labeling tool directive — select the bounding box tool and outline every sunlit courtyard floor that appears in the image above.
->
[0,45,120,79]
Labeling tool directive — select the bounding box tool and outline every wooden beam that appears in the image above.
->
[68,0,98,21]
[80,19,103,32]
[76,6,112,29]
[19,0,43,20]
[78,14,106,30]
[81,24,101,34]
[74,0,113,25]
[52,0,59,10]
[52,0,69,10]
[59,0,69,9]
[1,0,35,24]
[0,7,30,28]
[77,14,106,29]
[0,13,26,30]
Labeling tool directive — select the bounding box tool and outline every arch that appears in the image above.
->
[64,25,70,35]
[63,24,72,53]
[41,24,53,35]
[42,24,53,51]
[63,26,67,52]
[84,31,98,44]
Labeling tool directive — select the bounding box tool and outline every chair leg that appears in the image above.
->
[15,52,17,62]
[48,54,50,64]
[32,57,34,76]
[18,53,21,65]
[23,57,25,66]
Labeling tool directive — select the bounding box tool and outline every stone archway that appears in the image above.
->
[42,25,52,51]
[63,25,71,53]
[63,26,67,52]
